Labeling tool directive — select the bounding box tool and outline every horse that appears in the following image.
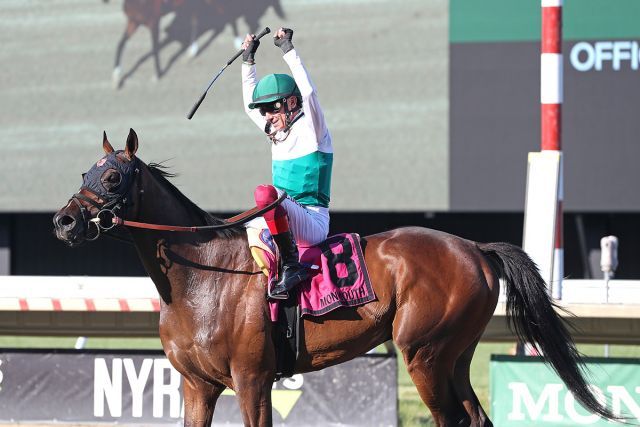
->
[52,129,617,426]
[106,0,285,89]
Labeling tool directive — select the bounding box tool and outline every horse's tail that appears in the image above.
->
[478,242,619,421]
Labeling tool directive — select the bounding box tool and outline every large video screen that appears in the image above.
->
[3,0,638,213]
[0,0,447,212]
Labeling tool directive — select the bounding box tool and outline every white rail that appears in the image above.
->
[0,276,639,342]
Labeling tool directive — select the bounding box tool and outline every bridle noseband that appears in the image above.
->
[71,188,134,241]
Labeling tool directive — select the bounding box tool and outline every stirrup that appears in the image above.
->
[267,285,290,300]
[268,265,309,300]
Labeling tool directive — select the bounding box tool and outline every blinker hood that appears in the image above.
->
[81,151,137,199]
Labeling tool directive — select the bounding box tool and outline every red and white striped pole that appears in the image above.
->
[541,0,563,299]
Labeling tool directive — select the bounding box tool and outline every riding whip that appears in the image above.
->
[186,27,271,120]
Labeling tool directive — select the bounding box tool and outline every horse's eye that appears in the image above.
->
[101,169,122,191]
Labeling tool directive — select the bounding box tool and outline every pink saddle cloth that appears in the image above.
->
[267,233,376,321]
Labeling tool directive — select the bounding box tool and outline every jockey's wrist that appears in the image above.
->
[278,40,294,54]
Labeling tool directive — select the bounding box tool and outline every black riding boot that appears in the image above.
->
[269,231,309,299]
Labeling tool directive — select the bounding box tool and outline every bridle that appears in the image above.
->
[71,155,286,241]
[110,193,287,233]
[71,189,135,242]
[69,155,141,241]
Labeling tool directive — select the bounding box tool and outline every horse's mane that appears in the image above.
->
[146,162,243,239]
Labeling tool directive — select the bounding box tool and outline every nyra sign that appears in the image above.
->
[93,357,304,420]
[490,356,640,426]
[0,351,396,426]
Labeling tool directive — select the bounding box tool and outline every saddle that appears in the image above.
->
[246,229,376,378]
[246,230,376,316]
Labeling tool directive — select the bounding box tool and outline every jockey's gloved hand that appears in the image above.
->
[274,28,294,54]
[242,34,260,64]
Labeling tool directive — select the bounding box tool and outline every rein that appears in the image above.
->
[74,154,287,239]
[109,192,287,232]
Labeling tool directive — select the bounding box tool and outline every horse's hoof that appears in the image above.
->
[112,67,122,89]
[233,37,243,51]
[188,43,199,58]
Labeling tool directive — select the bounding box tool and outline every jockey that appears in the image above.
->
[241,27,333,300]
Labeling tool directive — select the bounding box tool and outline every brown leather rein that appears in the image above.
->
[109,192,287,232]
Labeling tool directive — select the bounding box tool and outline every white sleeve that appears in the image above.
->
[242,63,267,131]
[283,49,329,143]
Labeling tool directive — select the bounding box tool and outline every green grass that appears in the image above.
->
[1,336,639,426]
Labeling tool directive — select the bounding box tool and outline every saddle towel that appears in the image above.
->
[247,231,377,321]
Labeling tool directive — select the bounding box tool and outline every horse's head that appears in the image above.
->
[53,129,139,246]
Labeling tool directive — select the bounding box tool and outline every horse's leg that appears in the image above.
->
[188,14,199,57]
[182,377,225,427]
[113,19,138,88]
[233,372,274,427]
[149,20,162,80]
[452,339,493,427]
[402,344,471,427]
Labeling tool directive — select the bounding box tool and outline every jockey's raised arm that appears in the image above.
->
[239,27,334,300]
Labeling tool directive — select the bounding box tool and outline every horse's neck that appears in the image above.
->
[129,167,250,304]
[135,170,201,227]
[136,232,250,305]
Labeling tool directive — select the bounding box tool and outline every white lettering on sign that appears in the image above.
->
[608,385,640,420]
[94,358,123,417]
[152,358,182,418]
[123,358,152,418]
[508,382,564,422]
[94,358,182,418]
[272,374,304,390]
[507,381,640,423]
[282,374,304,390]
[571,41,640,71]
[564,385,604,425]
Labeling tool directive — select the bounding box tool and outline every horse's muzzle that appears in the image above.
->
[53,210,87,246]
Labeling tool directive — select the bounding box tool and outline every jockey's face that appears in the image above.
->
[261,96,297,132]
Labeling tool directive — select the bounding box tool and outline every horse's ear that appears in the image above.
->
[103,131,115,154]
[125,128,139,160]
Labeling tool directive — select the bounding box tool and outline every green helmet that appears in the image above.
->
[248,74,300,109]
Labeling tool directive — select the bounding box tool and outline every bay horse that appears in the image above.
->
[106,0,285,89]
[53,129,617,426]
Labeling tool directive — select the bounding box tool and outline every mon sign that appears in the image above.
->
[490,355,640,426]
